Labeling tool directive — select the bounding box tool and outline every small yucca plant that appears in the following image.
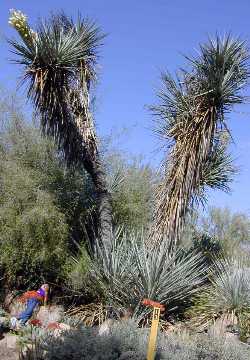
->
[186,257,250,332]
[89,229,207,318]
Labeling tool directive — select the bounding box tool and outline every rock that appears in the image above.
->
[0,347,18,360]
[208,315,237,337]
[6,334,18,349]
[98,319,115,336]
[0,317,8,325]
[225,331,239,341]
[0,332,19,360]
[36,305,64,326]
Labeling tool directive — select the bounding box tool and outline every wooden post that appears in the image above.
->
[147,306,161,360]
[142,299,165,360]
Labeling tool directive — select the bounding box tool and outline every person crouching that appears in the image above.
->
[10,284,49,329]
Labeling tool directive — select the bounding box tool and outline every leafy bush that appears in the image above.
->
[200,207,250,255]
[0,98,93,289]
[104,147,157,231]
[0,162,68,287]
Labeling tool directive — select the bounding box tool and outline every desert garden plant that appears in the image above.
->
[152,35,249,250]
[77,229,208,319]
[0,100,96,289]
[19,319,250,360]
[200,206,250,255]
[186,257,250,338]
[8,9,112,245]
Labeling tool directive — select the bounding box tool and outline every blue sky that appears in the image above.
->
[0,0,250,214]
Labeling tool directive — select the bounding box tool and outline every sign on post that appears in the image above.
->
[142,299,165,360]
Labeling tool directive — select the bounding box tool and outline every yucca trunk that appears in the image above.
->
[153,107,216,250]
[73,77,112,245]
[86,157,113,246]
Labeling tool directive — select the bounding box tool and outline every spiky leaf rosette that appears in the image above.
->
[8,10,104,167]
[152,35,249,249]
[186,257,250,330]
[199,141,236,195]
[92,229,207,318]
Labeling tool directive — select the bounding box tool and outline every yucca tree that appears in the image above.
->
[152,35,249,249]
[8,10,111,244]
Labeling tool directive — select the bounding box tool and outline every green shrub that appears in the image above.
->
[200,207,250,255]
[0,100,92,289]
[105,152,156,230]
[0,181,68,287]
[65,244,104,302]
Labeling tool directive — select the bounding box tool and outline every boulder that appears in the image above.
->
[225,331,239,341]
[36,305,64,327]
[207,315,237,337]
[6,334,18,349]
[98,319,115,336]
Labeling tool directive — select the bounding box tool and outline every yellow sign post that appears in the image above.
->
[142,299,165,360]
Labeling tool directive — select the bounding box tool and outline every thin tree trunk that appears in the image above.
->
[72,77,113,247]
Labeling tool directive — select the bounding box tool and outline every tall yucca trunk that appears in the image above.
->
[72,74,112,245]
[152,107,216,250]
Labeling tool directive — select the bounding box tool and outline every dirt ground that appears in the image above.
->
[0,332,19,360]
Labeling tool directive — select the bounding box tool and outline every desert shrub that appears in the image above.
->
[0,98,93,290]
[0,162,68,287]
[186,257,250,338]
[200,207,250,255]
[159,333,250,359]
[190,232,223,266]
[105,151,157,230]
[65,244,104,303]
[20,320,250,360]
